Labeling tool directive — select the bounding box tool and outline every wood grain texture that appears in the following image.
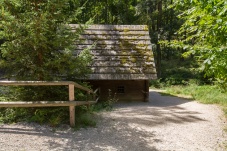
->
[0,101,97,107]
[0,81,93,93]
[0,81,99,126]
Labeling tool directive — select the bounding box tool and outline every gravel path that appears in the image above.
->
[0,90,226,151]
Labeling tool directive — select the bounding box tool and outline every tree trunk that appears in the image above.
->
[156,0,162,78]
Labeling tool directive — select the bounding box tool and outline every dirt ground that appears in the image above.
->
[0,90,226,151]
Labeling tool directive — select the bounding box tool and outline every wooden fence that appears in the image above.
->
[0,81,99,127]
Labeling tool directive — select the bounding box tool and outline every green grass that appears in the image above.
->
[163,84,227,116]
[165,84,227,104]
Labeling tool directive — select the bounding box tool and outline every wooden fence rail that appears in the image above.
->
[0,81,99,127]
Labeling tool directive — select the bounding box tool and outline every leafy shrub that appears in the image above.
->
[74,105,97,130]
[0,85,97,128]
[28,107,69,127]
[85,89,118,113]
[102,89,118,111]
[151,58,214,88]
[149,79,163,88]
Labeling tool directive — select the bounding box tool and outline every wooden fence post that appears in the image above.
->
[0,81,99,127]
[69,84,75,127]
[86,91,90,109]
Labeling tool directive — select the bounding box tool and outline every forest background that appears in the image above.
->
[0,0,226,127]
[76,0,227,112]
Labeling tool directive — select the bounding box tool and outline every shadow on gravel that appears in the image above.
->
[112,90,206,127]
[0,122,159,151]
[47,121,159,151]
[0,90,206,151]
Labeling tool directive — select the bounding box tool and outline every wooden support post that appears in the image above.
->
[69,84,75,127]
[144,80,149,102]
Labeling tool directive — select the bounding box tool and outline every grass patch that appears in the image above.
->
[74,112,97,130]
[165,84,227,104]
[163,84,227,116]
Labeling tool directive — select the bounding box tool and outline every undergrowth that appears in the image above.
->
[150,57,227,116]
[165,84,226,103]
[0,86,117,129]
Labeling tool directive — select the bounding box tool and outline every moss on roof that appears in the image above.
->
[73,24,157,80]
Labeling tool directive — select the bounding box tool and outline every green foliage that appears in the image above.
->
[0,105,97,128]
[0,108,30,123]
[149,79,163,89]
[162,61,195,85]
[29,108,69,127]
[74,105,97,130]
[9,86,68,102]
[0,81,102,127]
[85,89,118,112]
[0,0,94,127]
[77,0,138,24]
[169,0,227,85]
[150,57,210,88]
[103,89,118,111]
[0,0,92,80]
[0,82,97,127]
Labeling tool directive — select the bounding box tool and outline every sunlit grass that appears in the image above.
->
[166,84,227,150]
[164,84,227,115]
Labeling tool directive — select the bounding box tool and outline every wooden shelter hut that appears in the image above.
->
[71,25,157,101]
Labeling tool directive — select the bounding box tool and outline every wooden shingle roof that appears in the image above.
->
[71,24,157,80]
